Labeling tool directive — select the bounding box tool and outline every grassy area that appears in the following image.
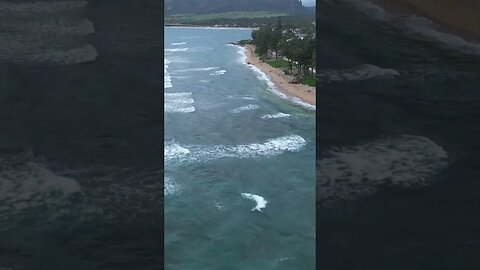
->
[166,11,289,22]
[265,59,289,68]
[300,75,316,87]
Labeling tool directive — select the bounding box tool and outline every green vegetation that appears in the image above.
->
[251,18,316,85]
[266,59,289,68]
[238,39,253,46]
[166,11,289,23]
[300,75,316,87]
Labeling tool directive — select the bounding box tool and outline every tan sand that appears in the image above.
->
[371,0,480,41]
[244,45,316,107]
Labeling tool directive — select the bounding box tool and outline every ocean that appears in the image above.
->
[317,1,480,269]
[164,27,316,269]
[0,0,163,269]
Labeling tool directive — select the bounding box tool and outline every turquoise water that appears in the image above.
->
[164,27,315,269]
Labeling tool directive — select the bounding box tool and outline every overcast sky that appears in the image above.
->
[301,0,315,7]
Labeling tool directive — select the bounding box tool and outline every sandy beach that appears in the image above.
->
[244,44,316,107]
[371,0,480,42]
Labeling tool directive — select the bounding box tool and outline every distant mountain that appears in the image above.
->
[165,0,309,15]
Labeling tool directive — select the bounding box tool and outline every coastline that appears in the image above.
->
[243,44,316,109]
[165,25,259,30]
[370,0,480,43]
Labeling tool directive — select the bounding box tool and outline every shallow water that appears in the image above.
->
[164,27,315,270]
[317,1,480,269]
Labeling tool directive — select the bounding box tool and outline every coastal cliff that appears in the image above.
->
[378,0,480,39]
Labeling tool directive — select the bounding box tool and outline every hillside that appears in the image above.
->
[164,0,309,15]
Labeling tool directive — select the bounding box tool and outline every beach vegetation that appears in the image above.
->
[251,18,316,86]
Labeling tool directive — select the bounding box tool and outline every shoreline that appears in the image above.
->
[370,0,480,43]
[165,25,259,30]
[243,44,316,109]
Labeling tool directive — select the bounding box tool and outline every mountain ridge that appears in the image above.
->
[165,0,309,15]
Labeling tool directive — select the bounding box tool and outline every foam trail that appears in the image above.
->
[404,15,480,55]
[0,162,81,211]
[173,67,220,72]
[0,1,87,12]
[165,48,188,52]
[165,135,307,163]
[344,0,386,20]
[241,193,267,211]
[232,104,259,113]
[164,176,179,195]
[317,135,449,204]
[164,59,172,88]
[165,92,195,113]
[210,70,226,76]
[32,44,98,65]
[317,64,400,82]
[164,142,191,160]
[262,112,291,119]
[171,42,186,46]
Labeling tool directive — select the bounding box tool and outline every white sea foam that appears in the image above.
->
[0,1,87,13]
[241,193,267,211]
[231,104,259,113]
[403,15,480,55]
[164,142,191,160]
[164,176,179,195]
[317,64,400,82]
[317,135,449,203]
[243,55,315,110]
[165,48,189,52]
[171,42,186,46]
[4,18,95,35]
[164,58,172,88]
[165,135,307,163]
[173,67,220,72]
[210,69,226,76]
[0,162,81,211]
[165,92,195,113]
[345,0,386,20]
[261,112,291,119]
[32,44,97,65]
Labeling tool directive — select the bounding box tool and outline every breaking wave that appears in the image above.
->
[165,92,195,113]
[232,104,259,113]
[165,135,307,164]
[317,135,449,204]
[317,64,400,82]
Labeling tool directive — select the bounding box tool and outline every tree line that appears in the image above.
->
[251,18,315,79]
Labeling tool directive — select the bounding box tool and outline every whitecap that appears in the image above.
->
[165,135,307,163]
[165,48,189,52]
[164,176,179,195]
[241,193,268,211]
[317,64,400,82]
[173,67,220,72]
[231,104,259,113]
[210,69,226,76]
[404,15,480,55]
[317,135,449,203]
[31,44,97,65]
[262,112,291,119]
[164,92,195,113]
